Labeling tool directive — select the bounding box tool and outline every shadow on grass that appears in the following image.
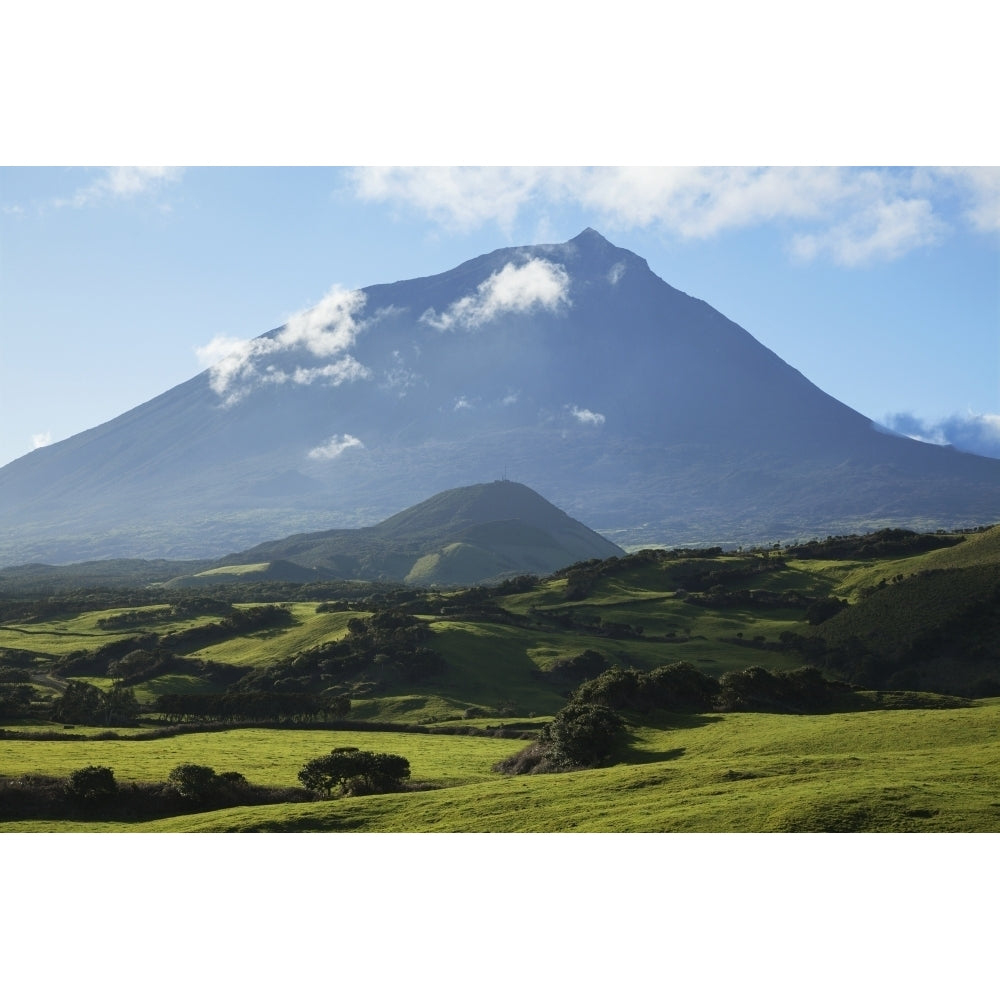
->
[618,745,687,765]
[637,711,727,730]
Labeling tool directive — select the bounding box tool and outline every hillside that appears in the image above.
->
[0,481,624,590]
[3,525,999,832]
[2,228,998,565]
[213,480,624,586]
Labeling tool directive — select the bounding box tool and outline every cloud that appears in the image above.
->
[350,166,995,267]
[31,431,52,449]
[882,411,1000,459]
[608,262,626,284]
[352,166,545,231]
[307,433,364,460]
[197,286,370,403]
[453,396,473,411]
[56,167,183,208]
[422,258,570,330]
[569,405,605,426]
[380,349,422,396]
[791,198,944,265]
[277,286,366,356]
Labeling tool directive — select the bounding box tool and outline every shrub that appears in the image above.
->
[66,765,118,804]
[298,748,411,798]
[543,702,626,768]
[168,763,221,800]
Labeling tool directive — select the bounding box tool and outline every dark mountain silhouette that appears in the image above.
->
[1,228,998,565]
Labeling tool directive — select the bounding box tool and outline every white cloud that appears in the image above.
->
[307,433,364,460]
[502,390,520,406]
[277,286,366,356]
[453,396,473,411]
[422,258,570,330]
[350,166,996,267]
[882,411,1000,459]
[933,166,1000,232]
[569,405,605,426]
[608,262,626,284]
[56,166,183,208]
[352,166,545,232]
[196,286,370,403]
[380,349,422,396]
[31,430,52,449]
[791,198,944,265]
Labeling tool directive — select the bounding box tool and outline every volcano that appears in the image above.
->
[2,228,998,564]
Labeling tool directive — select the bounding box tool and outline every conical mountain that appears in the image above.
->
[1,228,998,564]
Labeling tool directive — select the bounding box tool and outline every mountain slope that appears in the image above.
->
[1,228,998,564]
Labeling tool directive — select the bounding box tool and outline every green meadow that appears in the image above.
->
[3,526,999,832]
[4,700,998,832]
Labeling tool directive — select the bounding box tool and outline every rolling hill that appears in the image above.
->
[183,479,624,586]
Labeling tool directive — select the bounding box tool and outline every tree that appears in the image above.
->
[102,682,140,725]
[543,702,625,767]
[0,683,33,721]
[66,765,118,805]
[168,763,221,800]
[52,680,104,724]
[298,748,410,798]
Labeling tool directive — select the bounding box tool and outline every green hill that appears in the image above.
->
[216,480,624,585]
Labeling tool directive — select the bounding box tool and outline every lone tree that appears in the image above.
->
[298,748,410,798]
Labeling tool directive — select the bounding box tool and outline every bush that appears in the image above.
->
[66,765,118,805]
[543,702,625,767]
[298,748,411,797]
[168,763,221,800]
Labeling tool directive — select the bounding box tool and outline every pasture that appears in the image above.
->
[4,700,998,832]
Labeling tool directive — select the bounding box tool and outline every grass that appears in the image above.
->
[195,563,271,577]
[4,700,998,832]
[0,726,514,789]
[4,530,999,833]
[188,605,359,665]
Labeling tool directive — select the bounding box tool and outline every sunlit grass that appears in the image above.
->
[6,701,998,833]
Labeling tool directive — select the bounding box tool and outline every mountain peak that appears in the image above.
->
[570,227,611,244]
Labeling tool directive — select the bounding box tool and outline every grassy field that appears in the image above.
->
[4,528,999,832]
[0,726,512,788]
[4,699,998,832]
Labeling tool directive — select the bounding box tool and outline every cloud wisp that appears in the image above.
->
[196,286,370,404]
[307,433,364,460]
[55,167,184,209]
[31,431,52,450]
[422,258,570,331]
[569,405,606,427]
[882,411,1000,459]
[350,166,1000,267]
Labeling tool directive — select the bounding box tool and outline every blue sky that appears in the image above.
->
[2,165,997,470]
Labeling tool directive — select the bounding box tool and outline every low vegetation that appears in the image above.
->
[2,524,998,831]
